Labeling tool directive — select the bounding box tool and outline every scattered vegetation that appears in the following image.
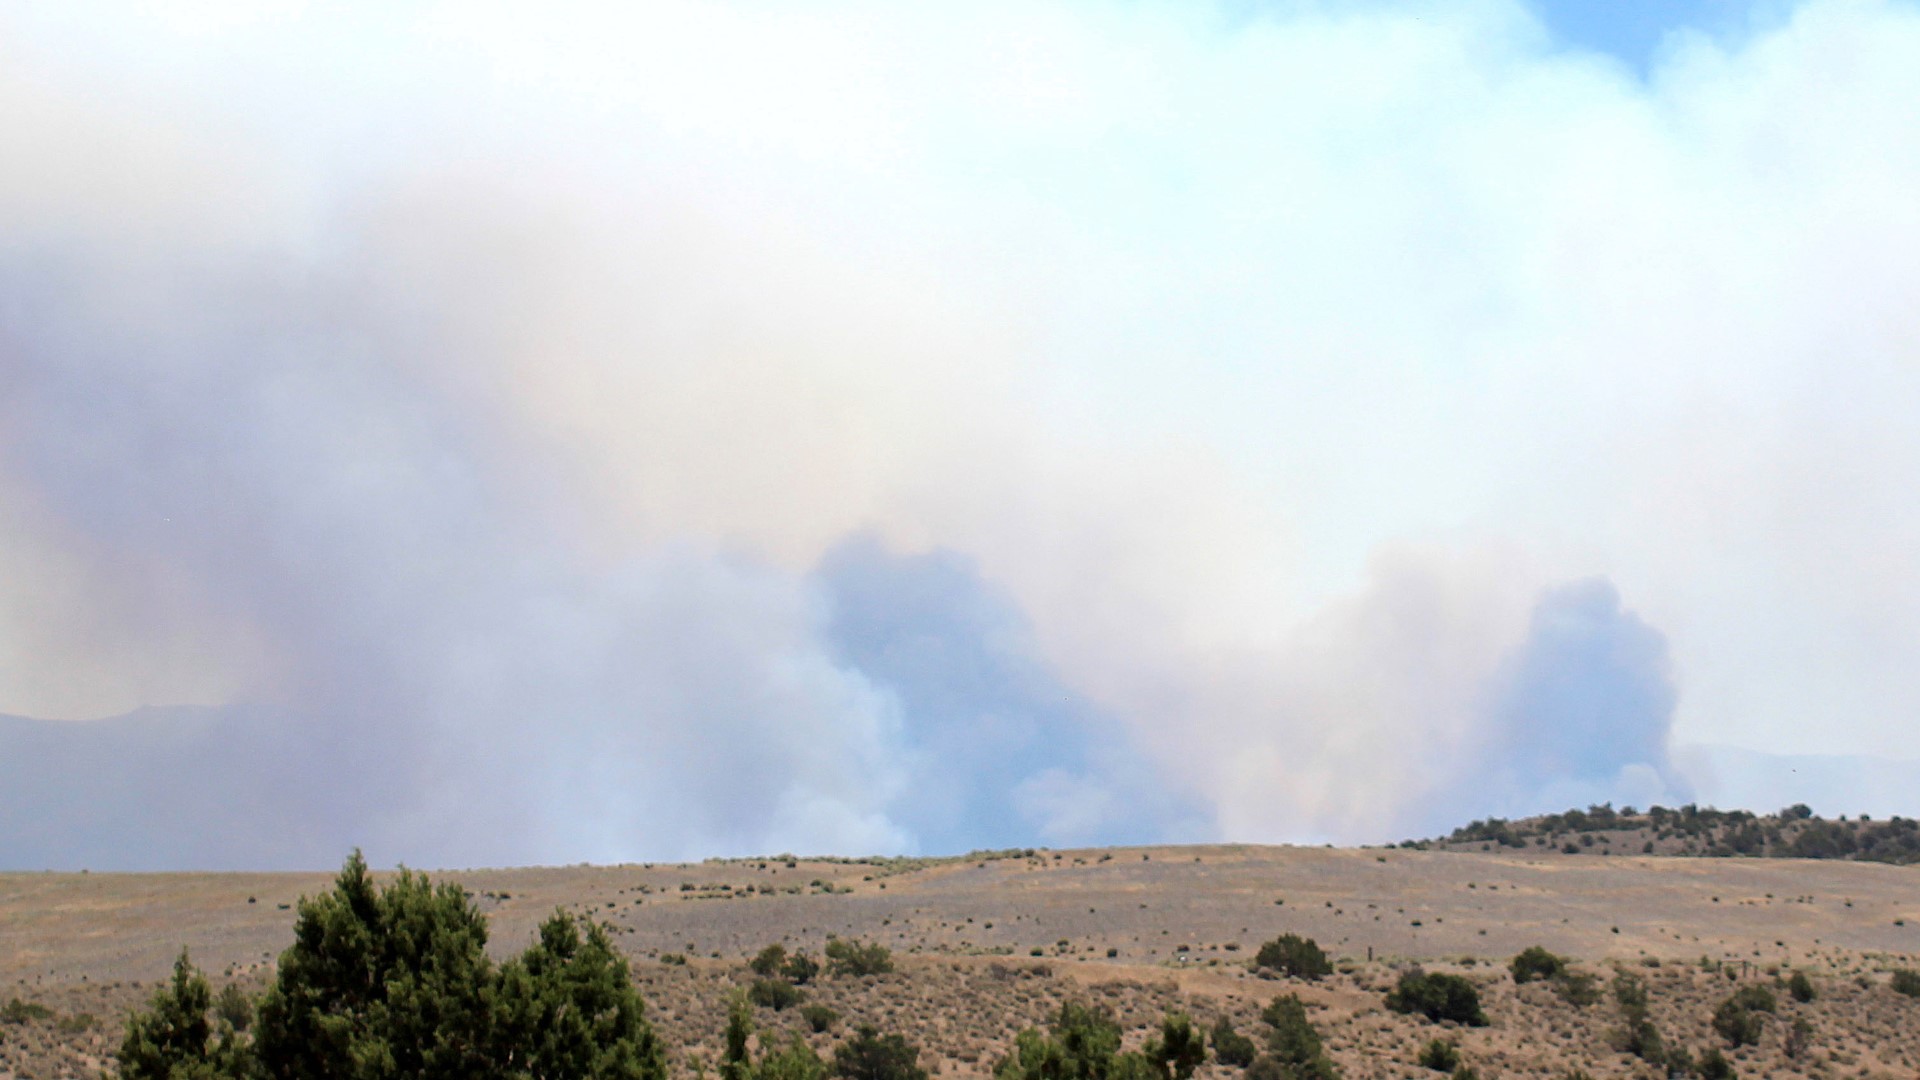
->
[1420,801,1920,863]
[1609,970,1668,1067]
[23,839,1914,1080]
[993,1001,1204,1080]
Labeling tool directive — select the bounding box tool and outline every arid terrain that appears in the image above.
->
[4,842,1918,1079]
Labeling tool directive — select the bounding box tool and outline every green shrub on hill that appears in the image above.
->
[825,938,894,978]
[1253,935,1333,981]
[1210,1015,1257,1068]
[838,1025,928,1080]
[1509,947,1565,984]
[749,977,804,1011]
[1257,995,1339,1079]
[1416,1039,1458,1072]
[1385,971,1486,1027]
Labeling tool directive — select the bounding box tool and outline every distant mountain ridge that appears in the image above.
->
[0,704,360,871]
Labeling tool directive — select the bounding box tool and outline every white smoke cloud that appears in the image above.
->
[3,0,1920,864]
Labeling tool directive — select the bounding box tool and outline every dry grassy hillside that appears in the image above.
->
[4,844,1918,1079]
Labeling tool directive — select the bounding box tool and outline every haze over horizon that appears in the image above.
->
[4,0,1919,870]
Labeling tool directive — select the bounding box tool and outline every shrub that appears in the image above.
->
[998,1004,1213,1080]
[1552,972,1600,1008]
[1607,971,1664,1064]
[1510,947,1565,984]
[995,1002,1121,1080]
[1891,969,1920,998]
[1417,1038,1459,1071]
[723,992,754,1080]
[1711,994,1766,1048]
[751,945,790,977]
[1385,970,1487,1027]
[760,1036,831,1080]
[784,954,820,985]
[1783,1017,1813,1060]
[1611,970,1648,1012]
[1210,1015,1257,1068]
[117,952,251,1080]
[1254,934,1333,981]
[1611,1015,1664,1064]
[1787,970,1816,1003]
[1258,995,1340,1078]
[56,1012,97,1035]
[1727,985,1776,1013]
[1147,1013,1208,1080]
[1244,1058,1284,1080]
[749,977,804,1011]
[837,1025,929,1080]
[213,983,253,1033]
[1697,1047,1737,1080]
[825,938,894,977]
[801,1004,840,1033]
[0,999,52,1024]
[1244,1053,1338,1080]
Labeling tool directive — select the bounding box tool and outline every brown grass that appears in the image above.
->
[4,844,1917,1078]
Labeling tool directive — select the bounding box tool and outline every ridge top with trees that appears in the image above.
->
[1407,802,1920,863]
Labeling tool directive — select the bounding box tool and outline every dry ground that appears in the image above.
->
[3,844,1917,1079]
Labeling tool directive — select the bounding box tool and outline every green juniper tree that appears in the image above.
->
[118,852,666,1080]
[118,952,252,1080]
[494,910,668,1080]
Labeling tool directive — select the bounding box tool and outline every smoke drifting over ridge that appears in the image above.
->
[4,1,1920,867]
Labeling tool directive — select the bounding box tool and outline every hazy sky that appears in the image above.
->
[3,0,1918,867]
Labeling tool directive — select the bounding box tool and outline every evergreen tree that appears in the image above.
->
[118,951,252,1080]
[1144,1013,1206,1080]
[1209,1016,1257,1069]
[722,991,755,1080]
[494,910,668,1080]
[756,1035,829,1080]
[253,852,497,1080]
[834,1025,927,1080]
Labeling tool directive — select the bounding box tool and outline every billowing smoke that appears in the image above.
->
[5,0,1920,867]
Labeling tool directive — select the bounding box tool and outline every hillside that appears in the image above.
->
[4,842,1920,1078]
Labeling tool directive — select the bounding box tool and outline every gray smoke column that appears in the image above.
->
[0,251,918,866]
[8,1,1920,864]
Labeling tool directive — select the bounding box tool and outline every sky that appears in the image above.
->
[2,0,1918,869]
